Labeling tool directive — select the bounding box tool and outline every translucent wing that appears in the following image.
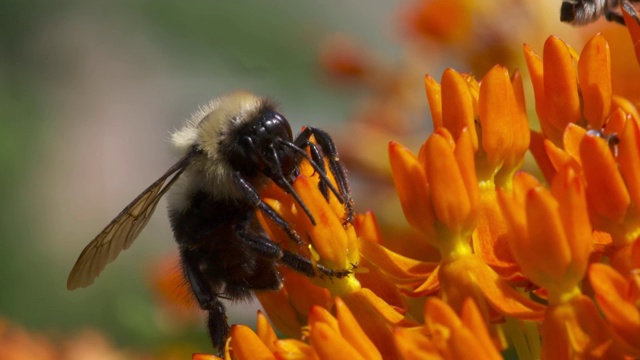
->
[67,154,191,290]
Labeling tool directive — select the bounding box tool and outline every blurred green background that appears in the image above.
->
[0,0,398,354]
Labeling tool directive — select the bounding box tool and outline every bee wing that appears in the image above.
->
[67,154,192,290]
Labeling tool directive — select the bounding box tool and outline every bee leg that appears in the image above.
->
[238,230,352,279]
[294,127,355,224]
[232,171,304,245]
[617,0,640,25]
[181,249,229,355]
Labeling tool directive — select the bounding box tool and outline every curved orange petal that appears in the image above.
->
[256,311,278,352]
[524,43,562,145]
[590,263,640,351]
[578,34,612,129]
[504,69,530,175]
[425,130,471,235]
[543,36,581,129]
[256,288,304,338]
[308,306,339,331]
[529,130,556,183]
[293,176,349,270]
[580,133,630,224]
[439,255,545,320]
[544,139,574,173]
[474,189,522,281]
[274,338,318,360]
[454,128,480,229]
[359,240,437,283]
[230,325,276,360]
[562,123,587,162]
[550,166,591,285]
[409,265,440,295]
[335,298,383,360]
[459,298,502,359]
[280,267,331,318]
[394,326,439,360]
[542,295,626,360]
[525,187,573,292]
[441,68,478,150]
[310,322,367,360]
[354,211,384,245]
[425,75,443,128]
[478,65,515,172]
[343,289,411,359]
[618,116,640,207]
[355,258,408,311]
[389,141,436,237]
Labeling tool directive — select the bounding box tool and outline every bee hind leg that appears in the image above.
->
[181,249,229,355]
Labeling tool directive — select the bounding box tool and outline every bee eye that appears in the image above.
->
[261,111,293,142]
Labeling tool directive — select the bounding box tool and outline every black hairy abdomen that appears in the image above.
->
[168,191,281,302]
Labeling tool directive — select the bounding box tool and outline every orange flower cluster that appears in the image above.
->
[201,19,640,360]
[172,3,640,359]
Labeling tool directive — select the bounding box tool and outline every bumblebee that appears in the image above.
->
[67,91,353,351]
[560,0,640,25]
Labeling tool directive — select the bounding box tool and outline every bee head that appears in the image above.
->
[227,108,300,187]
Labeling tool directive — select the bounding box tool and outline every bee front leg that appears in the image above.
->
[294,127,354,224]
[238,230,353,279]
[232,171,305,245]
[180,249,229,355]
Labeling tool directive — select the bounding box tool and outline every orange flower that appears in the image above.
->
[499,167,628,359]
[390,126,544,320]
[542,116,640,268]
[499,167,591,303]
[389,127,478,248]
[525,35,612,147]
[207,300,383,360]
[394,297,502,360]
[590,262,640,357]
[425,65,529,281]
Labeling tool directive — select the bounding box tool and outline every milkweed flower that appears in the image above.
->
[389,126,544,321]
[424,65,529,282]
[590,261,640,357]
[202,301,383,360]
[394,297,502,360]
[185,23,640,360]
[499,165,628,359]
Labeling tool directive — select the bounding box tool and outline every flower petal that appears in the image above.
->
[256,311,278,352]
[335,297,383,360]
[425,75,443,128]
[441,68,478,150]
[230,325,276,360]
[425,130,471,235]
[389,141,436,237]
[589,263,640,352]
[310,322,367,360]
[580,133,630,225]
[618,116,640,207]
[479,65,515,172]
[524,43,562,145]
[578,34,612,129]
[543,36,581,129]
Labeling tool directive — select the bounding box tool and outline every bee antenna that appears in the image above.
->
[267,145,317,226]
